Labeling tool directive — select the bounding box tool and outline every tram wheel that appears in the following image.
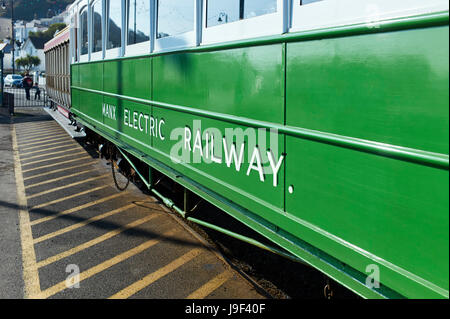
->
[110,147,130,191]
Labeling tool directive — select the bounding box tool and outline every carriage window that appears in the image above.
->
[300,0,322,5]
[72,14,78,61]
[91,0,102,53]
[157,0,194,39]
[107,0,122,50]
[80,7,88,55]
[207,0,277,27]
[127,0,150,45]
[243,0,277,19]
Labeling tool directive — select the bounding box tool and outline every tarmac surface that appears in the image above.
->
[0,108,265,300]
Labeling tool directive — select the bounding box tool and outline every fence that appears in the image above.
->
[1,84,48,114]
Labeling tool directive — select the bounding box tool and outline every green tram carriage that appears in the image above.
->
[66,0,449,299]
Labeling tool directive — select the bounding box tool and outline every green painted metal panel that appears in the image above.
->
[153,45,284,124]
[79,61,103,91]
[103,58,151,99]
[71,64,80,87]
[77,89,102,120]
[284,137,448,298]
[71,65,80,111]
[284,25,449,298]
[286,26,449,155]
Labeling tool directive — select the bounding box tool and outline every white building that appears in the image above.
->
[14,20,48,44]
[0,42,14,71]
[18,36,46,72]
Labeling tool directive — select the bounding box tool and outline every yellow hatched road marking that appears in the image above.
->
[23,162,97,181]
[16,121,57,127]
[26,174,109,199]
[21,149,86,167]
[25,169,96,189]
[29,184,110,211]
[11,125,41,299]
[30,189,123,225]
[16,125,59,133]
[36,214,159,268]
[19,136,68,147]
[21,144,81,158]
[186,271,233,299]
[109,249,202,299]
[21,156,92,173]
[16,121,58,126]
[19,133,67,143]
[21,150,86,167]
[21,140,74,152]
[18,127,63,136]
[18,123,62,130]
[36,229,178,299]
[33,204,135,244]
[18,131,65,140]
[20,148,84,162]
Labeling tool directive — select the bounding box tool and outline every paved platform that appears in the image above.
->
[43,107,86,139]
[0,110,265,299]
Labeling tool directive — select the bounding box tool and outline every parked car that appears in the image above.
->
[4,74,23,88]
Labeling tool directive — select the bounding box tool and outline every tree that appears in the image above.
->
[28,23,67,42]
[15,54,41,72]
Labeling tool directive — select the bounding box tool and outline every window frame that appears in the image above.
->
[78,1,90,62]
[90,0,104,60]
[290,0,449,33]
[201,0,286,45]
[124,0,152,57]
[105,0,124,59]
[69,0,450,62]
[69,6,78,63]
[153,0,200,53]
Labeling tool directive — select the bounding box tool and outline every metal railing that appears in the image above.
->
[1,84,48,112]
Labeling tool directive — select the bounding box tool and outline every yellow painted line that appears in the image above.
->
[30,189,123,225]
[19,136,69,148]
[21,148,84,162]
[36,214,159,269]
[109,249,202,299]
[21,140,74,152]
[11,125,41,299]
[18,131,65,140]
[20,145,83,162]
[16,121,57,127]
[16,121,57,126]
[26,174,109,199]
[17,122,60,128]
[18,125,61,137]
[186,271,233,299]
[21,150,87,167]
[23,162,97,181]
[19,133,67,143]
[25,169,96,189]
[21,156,92,173]
[33,204,135,244]
[37,229,178,299]
[18,128,63,137]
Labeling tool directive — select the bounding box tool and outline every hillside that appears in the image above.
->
[0,0,74,21]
